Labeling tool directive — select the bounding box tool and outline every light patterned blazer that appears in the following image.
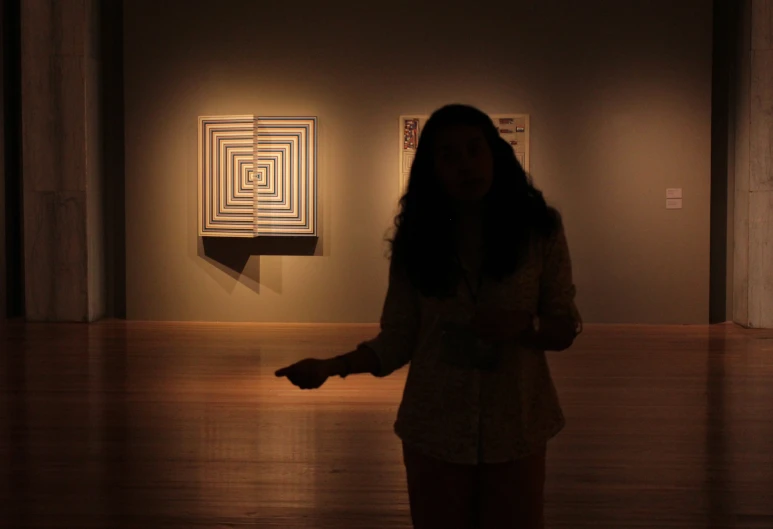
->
[360,221,582,465]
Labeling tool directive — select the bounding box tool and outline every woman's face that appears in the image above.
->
[433,125,494,203]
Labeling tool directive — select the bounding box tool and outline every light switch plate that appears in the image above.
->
[666,188,683,199]
[666,198,683,209]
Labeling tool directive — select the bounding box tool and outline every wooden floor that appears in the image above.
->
[1,321,773,529]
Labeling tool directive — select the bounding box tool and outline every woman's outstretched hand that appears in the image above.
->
[275,358,337,389]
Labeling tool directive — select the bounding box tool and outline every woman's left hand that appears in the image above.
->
[471,308,533,343]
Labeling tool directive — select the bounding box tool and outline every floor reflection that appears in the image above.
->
[707,324,730,529]
[1,321,772,528]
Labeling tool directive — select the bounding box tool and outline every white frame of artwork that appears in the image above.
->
[398,113,531,196]
[198,115,317,238]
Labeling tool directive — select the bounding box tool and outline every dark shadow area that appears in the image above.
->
[0,0,4,320]
[709,0,736,324]
[2,322,29,529]
[706,323,729,529]
[101,0,126,319]
[2,0,23,319]
[202,236,318,273]
[95,323,131,529]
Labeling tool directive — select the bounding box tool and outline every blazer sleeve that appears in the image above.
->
[538,219,583,335]
[359,259,421,377]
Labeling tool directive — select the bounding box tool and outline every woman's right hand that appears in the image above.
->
[275,358,338,389]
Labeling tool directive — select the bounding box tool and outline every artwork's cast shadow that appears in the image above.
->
[200,237,319,295]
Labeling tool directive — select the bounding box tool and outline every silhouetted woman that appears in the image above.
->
[276,104,582,529]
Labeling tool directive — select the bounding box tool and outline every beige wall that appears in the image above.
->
[124,0,713,323]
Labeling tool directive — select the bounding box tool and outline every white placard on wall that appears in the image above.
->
[398,113,531,196]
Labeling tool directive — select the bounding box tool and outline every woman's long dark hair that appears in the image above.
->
[390,104,560,298]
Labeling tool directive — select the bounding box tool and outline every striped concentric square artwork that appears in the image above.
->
[198,115,317,237]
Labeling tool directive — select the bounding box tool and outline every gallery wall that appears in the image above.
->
[124,0,713,324]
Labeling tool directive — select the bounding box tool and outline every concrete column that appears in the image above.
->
[734,0,773,328]
[20,0,104,321]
